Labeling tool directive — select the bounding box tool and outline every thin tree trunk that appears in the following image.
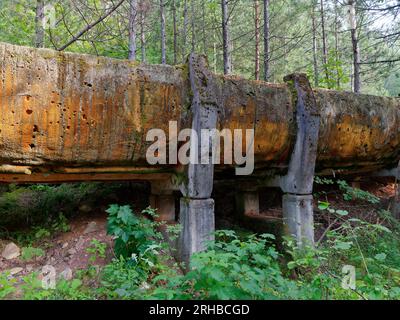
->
[160,0,166,64]
[202,1,206,54]
[140,0,146,62]
[320,0,329,86]
[35,0,45,48]
[334,0,340,88]
[191,0,195,53]
[182,0,189,61]
[221,0,232,75]
[172,0,178,64]
[349,0,361,93]
[263,0,270,81]
[128,0,138,60]
[254,0,260,80]
[311,0,319,87]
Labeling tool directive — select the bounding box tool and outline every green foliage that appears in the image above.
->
[106,205,162,259]
[9,213,70,245]
[86,239,107,264]
[149,231,303,300]
[337,180,380,204]
[0,183,97,231]
[0,272,17,299]
[318,50,350,90]
[21,246,45,261]
[99,256,150,299]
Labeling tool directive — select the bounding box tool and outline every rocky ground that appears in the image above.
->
[0,212,114,284]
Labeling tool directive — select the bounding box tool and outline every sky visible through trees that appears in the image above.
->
[0,0,399,96]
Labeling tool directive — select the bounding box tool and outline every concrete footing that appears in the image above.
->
[392,191,400,219]
[150,194,176,222]
[236,191,259,216]
[282,194,315,246]
[179,198,215,266]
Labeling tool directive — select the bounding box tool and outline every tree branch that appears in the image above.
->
[359,58,400,64]
[57,0,126,51]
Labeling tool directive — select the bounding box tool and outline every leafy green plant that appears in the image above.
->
[337,180,380,204]
[86,239,107,264]
[149,231,302,300]
[0,272,17,299]
[106,205,162,259]
[21,246,45,261]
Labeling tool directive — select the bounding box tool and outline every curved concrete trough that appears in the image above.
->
[0,42,399,258]
[0,42,399,180]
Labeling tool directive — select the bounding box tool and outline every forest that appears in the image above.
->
[0,0,399,95]
[0,0,400,304]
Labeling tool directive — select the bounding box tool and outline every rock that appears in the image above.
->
[76,237,85,250]
[67,248,77,256]
[140,282,150,290]
[26,264,33,272]
[2,242,21,260]
[62,242,69,249]
[79,204,92,213]
[60,267,73,281]
[84,221,99,234]
[9,267,23,276]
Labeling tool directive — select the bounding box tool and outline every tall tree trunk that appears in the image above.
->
[263,0,270,81]
[349,0,361,93]
[182,0,189,61]
[320,0,329,86]
[254,0,260,80]
[140,0,146,62]
[160,0,166,64]
[334,0,340,88]
[128,0,137,60]
[35,0,45,48]
[172,0,178,64]
[311,0,319,87]
[221,0,232,75]
[202,1,206,54]
[191,0,196,53]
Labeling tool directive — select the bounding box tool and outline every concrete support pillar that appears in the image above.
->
[282,194,315,246]
[179,199,215,264]
[280,73,320,247]
[392,198,400,220]
[178,53,219,266]
[236,188,259,217]
[392,165,400,219]
[150,180,177,223]
[150,194,176,222]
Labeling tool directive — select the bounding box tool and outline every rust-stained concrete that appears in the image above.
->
[0,42,399,182]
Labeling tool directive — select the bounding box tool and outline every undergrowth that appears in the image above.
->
[1,180,400,300]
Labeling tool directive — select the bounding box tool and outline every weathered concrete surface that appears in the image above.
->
[240,192,260,215]
[0,42,399,182]
[282,194,315,246]
[0,42,189,170]
[178,198,215,266]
